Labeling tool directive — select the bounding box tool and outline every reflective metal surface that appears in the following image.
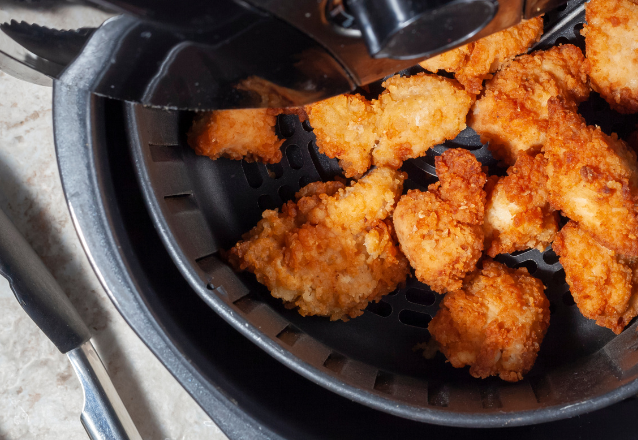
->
[0,0,569,110]
[0,0,355,110]
[67,341,142,440]
[0,0,114,86]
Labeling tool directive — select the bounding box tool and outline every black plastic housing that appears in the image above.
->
[121,0,638,427]
[53,0,638,435]
[54,76,638,440]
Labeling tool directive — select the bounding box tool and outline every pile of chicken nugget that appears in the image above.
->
[187,0,638,383]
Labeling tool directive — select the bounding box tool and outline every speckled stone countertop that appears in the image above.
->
[0,71,228,439]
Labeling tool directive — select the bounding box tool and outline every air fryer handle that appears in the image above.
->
[0,208,91,353]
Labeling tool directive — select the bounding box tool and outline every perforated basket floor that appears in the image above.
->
[125,0,638,427]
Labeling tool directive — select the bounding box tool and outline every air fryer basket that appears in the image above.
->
[127,0,638,427]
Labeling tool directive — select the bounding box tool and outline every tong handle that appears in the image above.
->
[0,207,91,353]
[68,342,143,440]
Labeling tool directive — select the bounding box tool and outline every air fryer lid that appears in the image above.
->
[126,0,638,428]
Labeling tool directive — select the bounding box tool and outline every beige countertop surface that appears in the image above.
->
[0,70,229,439]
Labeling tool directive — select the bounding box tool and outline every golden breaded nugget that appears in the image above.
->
[553,221,638,334]
[583,0,638,114]
[188,108,283,163]
[484,154,558,257]
[393,149,486,293]
[470,45,590,165]
[373,73,475,169]
[305,94,377,178]
[545,97,638,257]
[419,44,472,74]
[420,17,544,94]
[228,167,409,321]
[429,259,550,382]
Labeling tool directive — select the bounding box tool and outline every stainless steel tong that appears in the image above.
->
[0,206,141,440]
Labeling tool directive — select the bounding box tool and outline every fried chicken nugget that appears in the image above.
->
[420,17,544,94]
[470,44,590,165]
[429,259,550,382]
[305,94,377,178]
[545,97,638,257]
[373,73,475,169]
[188,108,283,163]
[484,154,558,257]
[553,221,638,334]
[227,167,410,321]
[583,0,638,114]
[393,149,486,293]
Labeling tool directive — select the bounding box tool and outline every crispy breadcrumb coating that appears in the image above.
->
[470,45,590,165]
[305,94,377,178]
[420,17,544,94]
[419,44,472,74]
[484,154,558,257]
[227,167,410,321]
[429,259,550,382]
[188,108,283,163]
[583,0,638,114]
[545,97,638,257]
[393,149,486,293]
[553,221,638,334]
[373,73,475,169]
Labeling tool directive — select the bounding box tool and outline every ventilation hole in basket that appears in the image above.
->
[612,122,627,136]
[233,295,260,314]
[373,371,394,394]
[277,114,297,138]
[308,141,343,181]
[428,382,449,407]
[278,185,296,204]
[556,3,568,11]
[553,268,566,285]
[555,36,570,45]
[514,260,537,274]
[299,175,316,188]
[286,144,304,169]
[543,248,560,265]
[266,162,284,179]
[401,161,438,189]
[406,288,436,306]
[480,385,502,409]
[443,127,484,150]
[366,301,392,317]
[387,287,399,296]
[206,283,215,290]
[399,310,432,329]
[302,120,314,132]
[424,150,439,167]
[258,195,278,210]
[573,22,584,34]
[241,160,263,188]
[324,352,348,374]
[164,193,198,214]
[529,375,553,403]
[276,325,303,346]
[149,143,181,162]
[562,291,576,306]
[592,97,608,113]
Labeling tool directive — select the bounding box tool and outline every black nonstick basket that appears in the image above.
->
[125,0,638,427]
